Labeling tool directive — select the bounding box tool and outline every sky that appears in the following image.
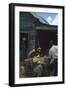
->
[36,12,58,25]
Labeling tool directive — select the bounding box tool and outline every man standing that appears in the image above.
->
[48,41,58,76]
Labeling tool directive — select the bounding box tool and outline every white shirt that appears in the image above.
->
[49,45,58,63]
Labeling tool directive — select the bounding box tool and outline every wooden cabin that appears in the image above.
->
[20,12,58,61]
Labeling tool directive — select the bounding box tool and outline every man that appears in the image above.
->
[48,41,58,76]
[32,48,46,77]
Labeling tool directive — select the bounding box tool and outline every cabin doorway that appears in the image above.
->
[36,30,57,54]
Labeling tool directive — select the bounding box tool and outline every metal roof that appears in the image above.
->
[31,12,49,25]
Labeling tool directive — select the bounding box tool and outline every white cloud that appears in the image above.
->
[47,16,52,24]
[47,15,58,25]
[51,15,58,25]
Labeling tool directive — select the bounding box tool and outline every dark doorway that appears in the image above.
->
[36,30,57,54]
